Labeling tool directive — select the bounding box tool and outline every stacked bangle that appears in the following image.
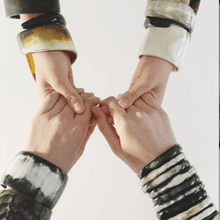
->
[138,144,219,220]
[139,0,201,71]
[144,16,191,33]
[1,151,68,210]
[3,1,77,79]
[144,0,196,34]
[22,12,66,30]
[18,12,77,80]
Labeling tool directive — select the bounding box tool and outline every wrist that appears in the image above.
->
[1,151,68,210]
[138,144,219,220]
[139,55,174,76]
[20,13,43,23]
[135,143,176,174]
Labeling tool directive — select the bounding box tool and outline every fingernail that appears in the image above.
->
[73,101,84,113]
[118,98,128,108]
[117,94,122,99]
[69,96,84,113]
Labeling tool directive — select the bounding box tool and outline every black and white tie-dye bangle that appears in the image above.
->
[1,151,68,210]
[138,144,219,220]
[0,189,52,219]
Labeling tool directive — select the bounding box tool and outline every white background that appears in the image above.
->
[0,0,218,219]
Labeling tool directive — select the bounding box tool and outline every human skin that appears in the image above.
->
[20,0,190,113]
[118,56,174,108]
[20,14,85,114]
[117,0,190,108]
[92,94,176,173]
[24,91,100,173]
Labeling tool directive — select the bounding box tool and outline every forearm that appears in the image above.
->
[138,145,219,220]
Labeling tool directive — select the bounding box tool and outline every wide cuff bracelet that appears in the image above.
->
[17,24,77,64]
[145,0,196,33]
[0,189,52,219]
[4,0,60,19]
[1,151,68,210]
[138,144,219,220]
[138,24,190,71]
[17,24,77,80]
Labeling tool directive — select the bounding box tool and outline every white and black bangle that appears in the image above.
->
[144,0,196,33]
[1,151,68,210]
[138,144,182,179]
[138,144,219,220]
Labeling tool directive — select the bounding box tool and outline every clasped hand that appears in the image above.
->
[25,90,176,174]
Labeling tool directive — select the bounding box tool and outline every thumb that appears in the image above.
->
[117,82,149,109]
[51,79,85,113]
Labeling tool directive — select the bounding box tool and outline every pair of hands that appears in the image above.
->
[25,90,176,174]
[32,51,174,114]
[20,14,174,114]
[20,15,176,173]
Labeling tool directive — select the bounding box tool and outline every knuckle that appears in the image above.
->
[125,91,137,101]
[107,96,116,102]
[31,115,38,125]
[47,91,59,99]
[88,92,94,96]
[135,110,144,118]
[159,108,169,119]
[142,92,152,102]
[44,91,60,103]
[98,123,106,133]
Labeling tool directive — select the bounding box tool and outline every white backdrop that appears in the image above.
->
[0,0,218,219]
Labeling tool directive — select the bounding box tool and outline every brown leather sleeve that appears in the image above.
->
[4,0,60,18]
[189,0,201,14]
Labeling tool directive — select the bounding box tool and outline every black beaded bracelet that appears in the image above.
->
[22,12,66,30]
[4,0,60,19]
[1,151,68,210]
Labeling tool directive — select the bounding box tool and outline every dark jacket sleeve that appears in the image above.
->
[0,189,52,220]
